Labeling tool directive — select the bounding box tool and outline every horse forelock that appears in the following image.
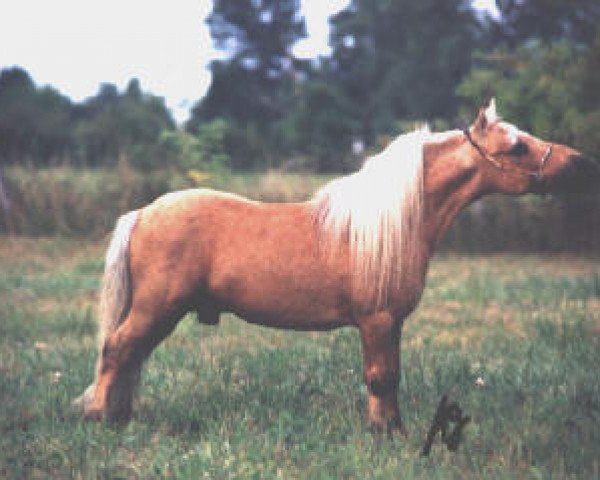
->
[312,127,429,308]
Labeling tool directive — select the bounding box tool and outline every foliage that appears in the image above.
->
[2,2,600,173]
[74,79,175,168]
[206,0,306,89]
[276,78,360,171]
[493,0,600,47]
[1,241,599,478]
[160,119,230,174]
[0,70,174,168]
[0,68,73,165]
[187,0,482,170]
[187,0,307,169]
[328,0,479,140]
[457,35,600,157]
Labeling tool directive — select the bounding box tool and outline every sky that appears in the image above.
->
[0,0,498,124]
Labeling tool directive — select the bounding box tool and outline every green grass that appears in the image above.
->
[1,239,599,479]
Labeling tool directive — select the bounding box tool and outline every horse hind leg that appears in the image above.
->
[73,210,138,420]
[75,209,188,424]
[83,304,182,424]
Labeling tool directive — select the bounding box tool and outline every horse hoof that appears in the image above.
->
[71,396,85,412]
[82,408,104,422]
[368,418,408,439]
[82,407,132,427]
[72,385,95,412]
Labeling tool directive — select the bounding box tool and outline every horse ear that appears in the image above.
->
[473,98,497,132]
[484,98,498,123]
[474,108,488,132]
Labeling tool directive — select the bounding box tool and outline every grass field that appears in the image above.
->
[1,237,599,479]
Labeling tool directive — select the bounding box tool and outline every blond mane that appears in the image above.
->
[312,127,430,308]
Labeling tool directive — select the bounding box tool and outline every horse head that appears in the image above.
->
[464,98,600,195]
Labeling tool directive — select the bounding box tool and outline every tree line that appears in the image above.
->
[1,0,599,173]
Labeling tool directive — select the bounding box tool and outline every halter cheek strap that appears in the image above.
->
[463,129,554,181]
[535,144,554,181]
[463,129,502,169]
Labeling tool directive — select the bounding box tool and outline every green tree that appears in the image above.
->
[277,76,359,171]
[160,118,231,173]
[493,0,600,47]
[0,67,74,165]
[328,0,480,143]
[202,0,305,122]
[188,0,307,169]
[458,4,600,157]
[75,79,175,167]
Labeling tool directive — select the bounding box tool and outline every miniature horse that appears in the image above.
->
[74,100,598,434]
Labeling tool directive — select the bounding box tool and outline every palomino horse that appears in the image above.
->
[75,100,599,433]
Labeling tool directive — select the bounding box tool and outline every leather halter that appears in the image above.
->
[463,128,554,181]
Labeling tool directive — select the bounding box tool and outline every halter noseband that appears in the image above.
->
[463,128,553,181]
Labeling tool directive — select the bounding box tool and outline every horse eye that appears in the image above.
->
[509,142,529,156]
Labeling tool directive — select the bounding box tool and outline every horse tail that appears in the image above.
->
[97,210,139,348]
[73,210,139,411]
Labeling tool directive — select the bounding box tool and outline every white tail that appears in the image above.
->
[97,210,139,347]
[73,210,139,411]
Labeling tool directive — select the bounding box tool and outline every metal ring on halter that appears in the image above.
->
[533,144,553,181]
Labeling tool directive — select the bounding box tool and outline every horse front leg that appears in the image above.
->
[358,312,406,436]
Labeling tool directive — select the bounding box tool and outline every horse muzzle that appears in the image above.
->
[540,154,600,194]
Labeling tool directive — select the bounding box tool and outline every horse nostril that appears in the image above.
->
[565,155,600,192]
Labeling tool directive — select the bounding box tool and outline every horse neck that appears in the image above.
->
[422,133,483,251]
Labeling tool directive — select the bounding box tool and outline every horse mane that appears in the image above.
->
[312,127,431,308]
